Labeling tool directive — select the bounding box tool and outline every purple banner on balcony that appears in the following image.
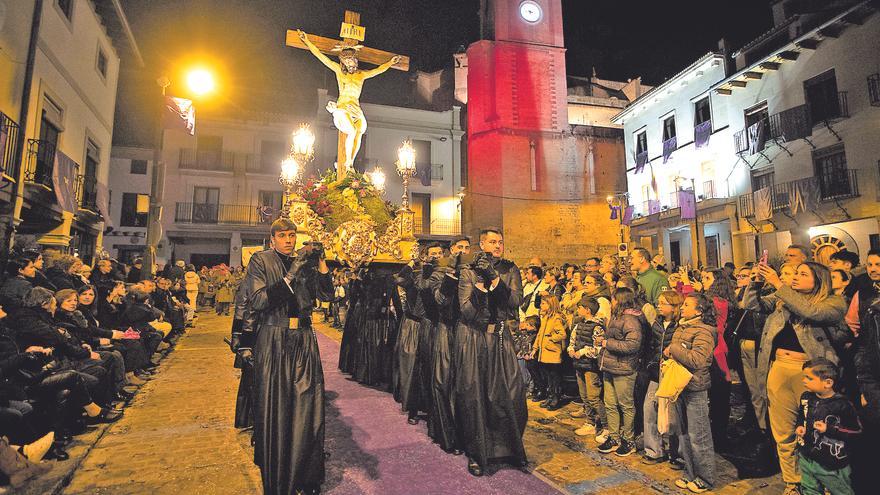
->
[608,204,619,220]
[52,152,78,213]
[754,187,772,221]
[662,136,677,163]
[620,206,634,226]
[678,189,696,220]
[96,181,112,227]
[748,121,767,155]
[648,199,661,215]
[634,151,648,174]
[694,121,711,149]
[790,179,819,215]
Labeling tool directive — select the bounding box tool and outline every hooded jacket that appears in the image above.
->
[599,308,644,376]
[667,316,715,392]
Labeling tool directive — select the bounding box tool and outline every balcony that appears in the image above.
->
[25,139,56,188]
[75,174,98,212]
[807,91,848,126]
[174,202,263,226]
[737,170,860,218]
[0,112,21,180]
[178,148,234,171]
[868,73,880,107]
[413,218,461,236]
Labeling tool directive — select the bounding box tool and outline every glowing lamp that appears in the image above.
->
[291,124,316,164]
[186,69,215,96]
[395,139,417,177]
[368,167,386,191]
[280,157,300,184]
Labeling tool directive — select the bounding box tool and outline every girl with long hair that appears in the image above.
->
[701,268,737,449]
[532,295,568,410]
[745,262,849,495]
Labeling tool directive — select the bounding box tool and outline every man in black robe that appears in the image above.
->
[454,228,527,476]
[230,281,254,429]
[394,258,428,423]
[238,218,332,495]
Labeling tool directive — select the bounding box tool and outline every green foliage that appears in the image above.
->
[298,168,396,233]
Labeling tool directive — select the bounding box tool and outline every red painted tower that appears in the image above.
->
[465,0,584,261]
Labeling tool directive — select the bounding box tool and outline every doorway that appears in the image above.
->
[411,193,431,235]
[670,240,681,268]
[705,234,720,268]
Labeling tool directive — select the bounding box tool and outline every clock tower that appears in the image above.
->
[465,0,577,261]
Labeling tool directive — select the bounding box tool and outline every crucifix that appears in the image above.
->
[286,11,410,182]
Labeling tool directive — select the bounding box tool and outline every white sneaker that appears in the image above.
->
[595,428,610,444]
[575,422,597,436]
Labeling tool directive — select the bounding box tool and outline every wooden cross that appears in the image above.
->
[286,11,410,180]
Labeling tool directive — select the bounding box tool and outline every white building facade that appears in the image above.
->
[614,0,880,268]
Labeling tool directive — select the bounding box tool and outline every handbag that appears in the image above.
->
[656,358,693,402]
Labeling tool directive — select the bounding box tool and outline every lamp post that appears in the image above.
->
[142,68,215,280]
[395,139,416,239]
[606,192,631,272]
[279,124,314,218]
[367,167,386,192]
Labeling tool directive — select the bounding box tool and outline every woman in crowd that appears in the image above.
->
[596,288,644,457]
[642,289,683,466]
[582,273,612,323]
[700,268,737,449]
[14,287,122,424]
[0,258,37,316]
[119,289,165,359]
[745,262,849,495]
[831,269,852,298]
[666,293,718,493]
[532,295,567,410]
[184,265,200,313]
[44,255,84,291]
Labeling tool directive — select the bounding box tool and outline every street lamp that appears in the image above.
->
[395,139,416,209]
[143,67,215,280]
[367,167,386,192]
[279,157,301,217]
[278,123,315,218]
[291,123,316,165]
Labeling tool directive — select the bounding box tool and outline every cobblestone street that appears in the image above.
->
[54,312,785,495]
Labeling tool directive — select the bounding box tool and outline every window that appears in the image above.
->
[197,135,222,152]
[694,97,711,126]
[259,190,283,211]
[662,116,677,141]
[192,187,220,223]
[411,193,431,235]
[130,159,147,175]
[260,140,286,172]
[635,131,648,155]
[751,170,774,192]
[804,69,841,125]
[96,47,108,80]
[813,144,852,199]
[120,193,148,227]
[56,0,73,21]
[193,186,220,206]
[744,102,769,128]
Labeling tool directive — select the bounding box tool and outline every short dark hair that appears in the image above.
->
[787,244,811,259]
[685,292,717,326]
[425,242,443,252]
[577,295,599,315]
[723,262,736,270]
[585,257,601,265]
[868,248,880,259]
[6,257,33,276]
[528,266,544,280]
[830,249,860,267]
[831,269,851,283]
[20,249,42,262]
[450,236,470,245]
[522,315,540,330]
[479,228,502,242]
[803,358,839,382]
[270,218,297,236]
[632,247,651,262]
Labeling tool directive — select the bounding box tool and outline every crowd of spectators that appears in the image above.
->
[0,249,240,489]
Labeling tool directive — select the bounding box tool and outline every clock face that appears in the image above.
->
[519,1,543,23]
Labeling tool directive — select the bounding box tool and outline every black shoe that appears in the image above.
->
[44,444,69,461]
[531,392,547,402]
[467,459,483,477]
[641,454,668,465]
[597,438,619,453]
[669,457,685,470]
[545,398,561,411]
[615,440,634,457]
[85,408,124,425]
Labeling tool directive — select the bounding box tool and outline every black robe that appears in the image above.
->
[353,271,400,387]
[394,264,427,413]
[241,249,332,494]
[337,277,365,375]
[231,283,254,429]
[453,256,528,468]
[426,267,461,451]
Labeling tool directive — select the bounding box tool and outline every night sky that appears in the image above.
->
[114,0,773,146]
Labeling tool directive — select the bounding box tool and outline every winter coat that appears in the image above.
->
[54,309,113,348]
[45,266,80,290]
[0,276,34,315]
[533,314,567,364]
[568,316,605,372]
[184,271,200,292]
[667,317,715,392]
[216,282,234,303]
[599,308,644,376]
[119,303,164,332]
[644,317,679,382]
[744,284,848,428]
[15,307,90,364]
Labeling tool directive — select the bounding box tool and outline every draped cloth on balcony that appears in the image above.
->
[662,136,677,163]
[695,121,712,149]
[748,121,767,155]
[415,162,432,186]
[754,187,773,221]
[635,151,648,174]
[52,151,78,213]
[790,179,819,215]
[648,199,661,215]
[678,189,696,220]
[97,182,112,227]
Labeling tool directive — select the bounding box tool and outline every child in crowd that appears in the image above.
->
[519,315,541,400]
[796,359,861,495]
[568,295,609,443]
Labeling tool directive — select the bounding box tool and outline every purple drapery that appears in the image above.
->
[609,204,619,220]
[53,152,78,213]
[662,136,677,163]
[620,206,634,226]
[635,151,648,174]
[648,199,661,215]
[678,189,696,220]
[694,121,711,149]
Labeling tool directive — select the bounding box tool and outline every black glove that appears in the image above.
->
[230,334,241,352]
[474,254,497,283]
[422,262,434,278]
[237,348,254,367]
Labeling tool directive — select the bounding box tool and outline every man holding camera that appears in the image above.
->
[236,218,332,495]
[454,228,528,476]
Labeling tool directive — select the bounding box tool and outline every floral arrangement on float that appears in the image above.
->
[288,168,416,268]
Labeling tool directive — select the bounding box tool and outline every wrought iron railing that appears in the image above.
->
[76,174,98,211]
[249,154,279,174]
[413,218,461,236]
[0,112,21,180]
[178,148,235,171]
[808,91,849,125]
[868,73,880,107]
[25,139,56,187]
[737,170,859,218]
[174,202,263,226]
